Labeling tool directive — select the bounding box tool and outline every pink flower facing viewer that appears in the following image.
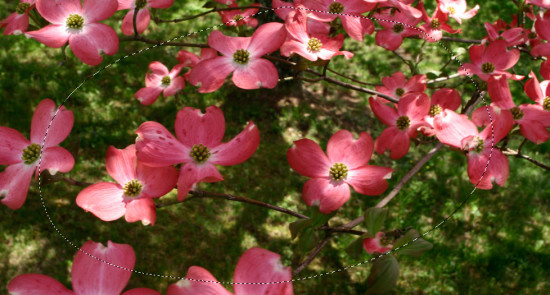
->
[287,130,393,214]
[438,0,479,24]
[119,0,174,36]
[0,0,35,35]
[375,71,427,103]
[433,109,514,189]
[0,99,74,210]
[76,144,177,226]
[188,22,286,93]
[420,88,462,136]
[218,4,260,28]
[363,231,393,254]
[135,61,185,105]
[524,71,550,121]
[418,1,460,43]
[369,93,430,160]
[167,247,293,295]
[8,240,160,295]
[26,0,119,66]
[374,8,421,51]
[135,106,260,201]
[280,10,353,61]
[458,39,522,81]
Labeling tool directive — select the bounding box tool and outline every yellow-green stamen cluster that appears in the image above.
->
[329,2,344,14]
[190,144,211,163]
[233,49,250,64]
[307,38,322,52]
[510,106,524,120]
[393,24,404,34]
[395,88,405,96]
[329,162,348,181]
[429,104,442,117]
[16,2,30,14]
[473,137,484,154]
[448,7,456,15]
[396,115,410,130]
[431,18,441,29]
[161,75,171,86]
[123,180,143,197]
[481,62,495,74]
[233,14,244,22]
[136,0,148,9]
[21,143,41,165]
[66,14,84,30]
[543,97,550,111]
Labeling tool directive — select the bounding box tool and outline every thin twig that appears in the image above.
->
[502,148,550,170]
[326,68,378,86]
[293,235,332,275]
[427,73,462,84]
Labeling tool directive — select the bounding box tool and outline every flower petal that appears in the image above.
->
[25,24,69,48]
[0,163,35,209]
[247,22,286,57]
[41,146,75,175]
[208,30,250,57]
[327,130,374,170]
[487,75,516,109]
[232,59,278,89]
[121,8,151,36]
[398,92,430,122]
[3,13,29,35]
[209,121,260,166]
[105,145,137,185]
[83,0,118,23]
[8,274,73,295]
[369,96,399,126]
[124,197,156,225]
[123,288,162,295]
[36,0,82,24]
[346,165,393,196]
[75,182,126,221]
[135,86,163,105]
[287,139,331,178]
[149,0,174,9]
[176,163,223,201]
[431,88,461,111]
[433,110,478,148]
[175,105,225,148]
[68,23,119,65]
[135,121,189,166]
[374,127,410,160]
[166,266,232,295]
[163,76,185,97]
[303,178,350,214]
[30,99,74,148]
[187,57,235,93]
[136,161,178,197]
[0,127,29,165]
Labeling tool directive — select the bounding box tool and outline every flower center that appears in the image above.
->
[431,18,441,29]
[190,144,211,163]
[473,137,484,153]
[161,75,171,86]
[528,32,538,39]
[380,233,392,246]
[233,49,250,65]
[543,97,550,111]
[66,14,84,30]
[510,106,524,120]
[481,62,495,74]
[16,2,30,14]
[136,0,148,9]
[123,179,143,197]
[233,14,244,21]
[396,115,410,130]
[307,38,323,52]
[395,88,405,96]
[429,104,442,117]
[21,143,41,165]
[393,23,404,34]
[329,162,348,181]
[448,6,456,15]
[329,2,344,14]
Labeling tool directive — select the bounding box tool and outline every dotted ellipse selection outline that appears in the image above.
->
[34,6,497,285]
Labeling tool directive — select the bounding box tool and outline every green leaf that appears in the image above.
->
[364,207,388,237]
[393,229,433,257]
[345,235,369,259]
[298,228,318,252]
[426,70,442,80]
[309,207,336,228]
[365,254,400,294]
[289,219,312,240]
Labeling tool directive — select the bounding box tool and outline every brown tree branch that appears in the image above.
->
[292,235,333,275]
[153,5,271,23]
[502,147,550,170]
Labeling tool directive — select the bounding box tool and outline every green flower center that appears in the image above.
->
[66,14,84,30]
[233,14,244,21]
[329,162,348,181]
[190,144,211,164]
[16,2,30,14]
[528,32,538,39]
[329,2,344,14]
[431,18,441,29]
[396,115,410,130]
[395,88,405,96]
[473,137,485,154]
[136,0,148,9]
[481,62,495,74]
[448,7,456,15]
[307,38,323,52]
[543,97,550,111]
[161,75,171,86]
[510,106,524,120]
[21,143,41,165]
[429,104,442,117]
[233,49,250,65]
[123,179,143,197]
[393,23,404,34]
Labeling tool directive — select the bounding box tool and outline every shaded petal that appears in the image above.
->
[83,0,118,22]
[303,178,350,214]
[121,8,151,36]
[135,86,163,105]
[135,121,189,166]
[25,24,69,48]
[0,127,29,165]
[30,99,74,147]
[41,146,75,175]
[374,127,410,160]
[287,139,331,178]
[36,0,81,24]
[519,118,550,144]
[232,59,278,89]
[149,61,169,76]
[248,22,286,57]
[346,165,393,196]
[136,161,178,197]
[363,232,393,254]
[166,266,232,295]
[433,110,478,148]
[341,15,374,41]
[0,163,35,210]
[524,71,544,103]
[7,274,73,295]
[327,130,373,170]
[487,75,516,109]
[175,106,225,147]
[149,0,174,9]
[176,163,223,201]
[284,10,309,43]
[479,110,514,144]
[75,182,126,221]
[209,121,260,166]
[431,88,461,111]
[124,197,156,225]
[3,13,29,35]
[369,96,398,126]
[68,23,119,66]
[375,29,403,51]
[208,30,250,57]
[106,145,137,185]
[187,57,235,93]
[398,92,430,122]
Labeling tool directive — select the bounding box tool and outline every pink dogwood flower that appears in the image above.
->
[418,1,461,43]
[484,21,527,47]
[167,247,293,295]
[524,71,550,123]
[280,10,353,61]
[8,240,160,295]
[188,22,286,93]
[364,0,423,19]
[458,40,522,81]
[135,106,260,201]
[438,0,479,24]
[419,88,462,136]
[363,231,393,254]
[134,61,185,105]
[218,4,260,28]
[374,8,421,51]
[25,0,119,66]
[526,0,550,9]
[0,0,35,35]
[375,71,427,103]
[76,144,178,226]
[0,99,74,210]
[531,11,550,57]
[272,0,330,34]
[119,0,174,36]
[369,93,430,160]
[287,130,393,214]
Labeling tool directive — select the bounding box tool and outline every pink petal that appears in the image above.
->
[25,24,69,48]
[136,161,178,197]
[105,145,137,185]
[398,92,430,121]
[166,266,232,295]
[75,182,126,221]
[83,0,118,22]
[176,163,223,201]
[72,241,135,295]
[303,177,350,214]
[541,59,550,79]
[135,121,189,166]
[531,43,550,57]
[163,76,185,97]
[36,0,82,24]
[0,163,34,209]
[404,74,427,93]
[176,50,200,67]
[30,99,74,147]
[287,139,331,178]
[121,8,151,36]
[369,97,399,126]
[363,232,393,254]
[284,10,309,43]
[118,0,134,10]
[486,40,519,70]
[0,127,29,165]
[3,13,29,35]
[341,15,374,41]
[175,106,225,148]
[135,86,163,105]
[374,127,410,160]
[346,165,393,196]
[209,121,260,166]
[471,104,497,127]
[68,23,119,66]
[479,110,514,144]
[524,71,544,103]
[149,61,169,75]
[488,75,516,109]
[123,288,161,295]
[8,274,73,295]
[375,29,403,51]
[232,59,278,89]
[326,130,374,170]
[280,39,317,61]
[468,149,509,190]
[433,110,478,148]
[431,88,461,111]
[187,57,235,93]
[124,197,157,225]
[41,146,75,175]
[519,118,550,144]
[208,30,250,57]
[248,22,287,57]
[149,0,174,9]
[234,247,293,295]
